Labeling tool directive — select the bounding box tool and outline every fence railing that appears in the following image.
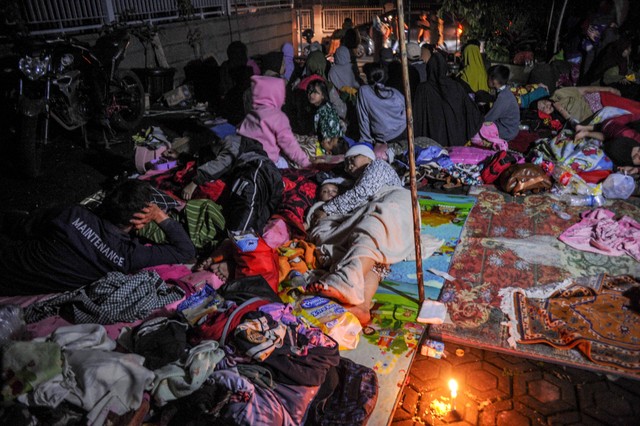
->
[298,9,312,31]
[19,0,293,35]
[322,7,382,33]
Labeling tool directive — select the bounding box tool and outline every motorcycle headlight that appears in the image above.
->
[18,55,51,80]
[60,53,74,69]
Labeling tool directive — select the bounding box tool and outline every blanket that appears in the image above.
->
[309,186,415,305]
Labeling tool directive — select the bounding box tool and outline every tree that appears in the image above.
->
[441,0,553,62]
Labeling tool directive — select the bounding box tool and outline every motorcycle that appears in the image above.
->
[14,26,145,177]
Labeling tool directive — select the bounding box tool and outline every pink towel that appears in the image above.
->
[558,208,640,261]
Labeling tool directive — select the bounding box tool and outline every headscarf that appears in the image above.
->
[458,44,489,92]
[413,52,483,146]
[282,42,295,81]
[226,41,248,69]
[328,46,360,90]
[261,51,284,76]
[345,144,375,160]
[305,51,328,79]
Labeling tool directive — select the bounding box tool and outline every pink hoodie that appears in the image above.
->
[238,75,311,168]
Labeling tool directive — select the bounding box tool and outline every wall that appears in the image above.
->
[121,9,295,82]
[2,9,295,85]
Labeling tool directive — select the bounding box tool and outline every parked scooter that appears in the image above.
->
[14,25,145,177]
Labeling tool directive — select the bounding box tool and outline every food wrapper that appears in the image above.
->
[284,294,362,350]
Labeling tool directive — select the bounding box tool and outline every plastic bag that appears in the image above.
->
[602,173,636,200]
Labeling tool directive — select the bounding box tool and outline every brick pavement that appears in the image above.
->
[391,345,640,426]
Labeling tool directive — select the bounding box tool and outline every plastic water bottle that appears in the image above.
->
[550,163,592,195]
[559,194,605,207]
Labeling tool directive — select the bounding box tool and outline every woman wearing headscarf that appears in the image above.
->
[260,51,284,77]
[299,51,347,119]
[457,43,489,93]
[281,42,295,81]
[413,52,483,146]
[583,39,638,99]
[286,51,346,135]
[328,46,360,90]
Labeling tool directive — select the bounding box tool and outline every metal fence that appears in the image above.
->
[322,7,382,32]
[298,9,312,31]
[19,0,293,35]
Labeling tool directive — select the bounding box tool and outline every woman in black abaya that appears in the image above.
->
[413,52,483,146]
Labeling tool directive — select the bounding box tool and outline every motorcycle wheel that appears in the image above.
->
[110,70,145,131]
[19,114,43,179]
[355,44,365,58]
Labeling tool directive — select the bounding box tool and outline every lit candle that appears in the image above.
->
[448,379,458,411]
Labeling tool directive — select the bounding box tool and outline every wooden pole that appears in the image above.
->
[553,0,569,54]
[545,0,556,53]
[395,0,424,305]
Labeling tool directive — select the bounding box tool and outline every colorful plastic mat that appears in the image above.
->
[343,191,476,425]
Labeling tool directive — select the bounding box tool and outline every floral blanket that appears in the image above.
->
[530,106,629,173]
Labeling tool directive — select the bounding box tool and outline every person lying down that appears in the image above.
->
[306,144,424,325]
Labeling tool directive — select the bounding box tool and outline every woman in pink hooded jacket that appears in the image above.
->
[238,75,311,168]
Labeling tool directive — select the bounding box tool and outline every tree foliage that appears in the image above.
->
[441,0,553,62]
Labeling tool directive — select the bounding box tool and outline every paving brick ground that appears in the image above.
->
[391,345,640,426]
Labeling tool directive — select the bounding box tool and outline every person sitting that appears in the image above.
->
[413,51,483,146]
[328,46,360,91]
[281,42,296,82]
[482,65,520,142]
[217,41,258,124]
[260,51,285,78]
[407,42,427,83]
[582,39,639,100]
[457,42,489,93]
[238,75,312,169]
[306,79,348,159]
[178,134,283,234]
[0,180,196,296]
[287,51,347,135]
[356,63,407,145]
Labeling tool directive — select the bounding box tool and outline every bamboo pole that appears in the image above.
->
[395,0,424,305]
[545,0,556,53]
[553,0,569,54]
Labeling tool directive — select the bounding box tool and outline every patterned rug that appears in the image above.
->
[501,274,640,374]
[429,186,640,378]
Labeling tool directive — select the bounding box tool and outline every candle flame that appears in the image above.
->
[448,379,458,397]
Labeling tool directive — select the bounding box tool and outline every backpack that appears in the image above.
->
[480,150,518,184]
[498,163,553,196]
[306,357,379,426]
